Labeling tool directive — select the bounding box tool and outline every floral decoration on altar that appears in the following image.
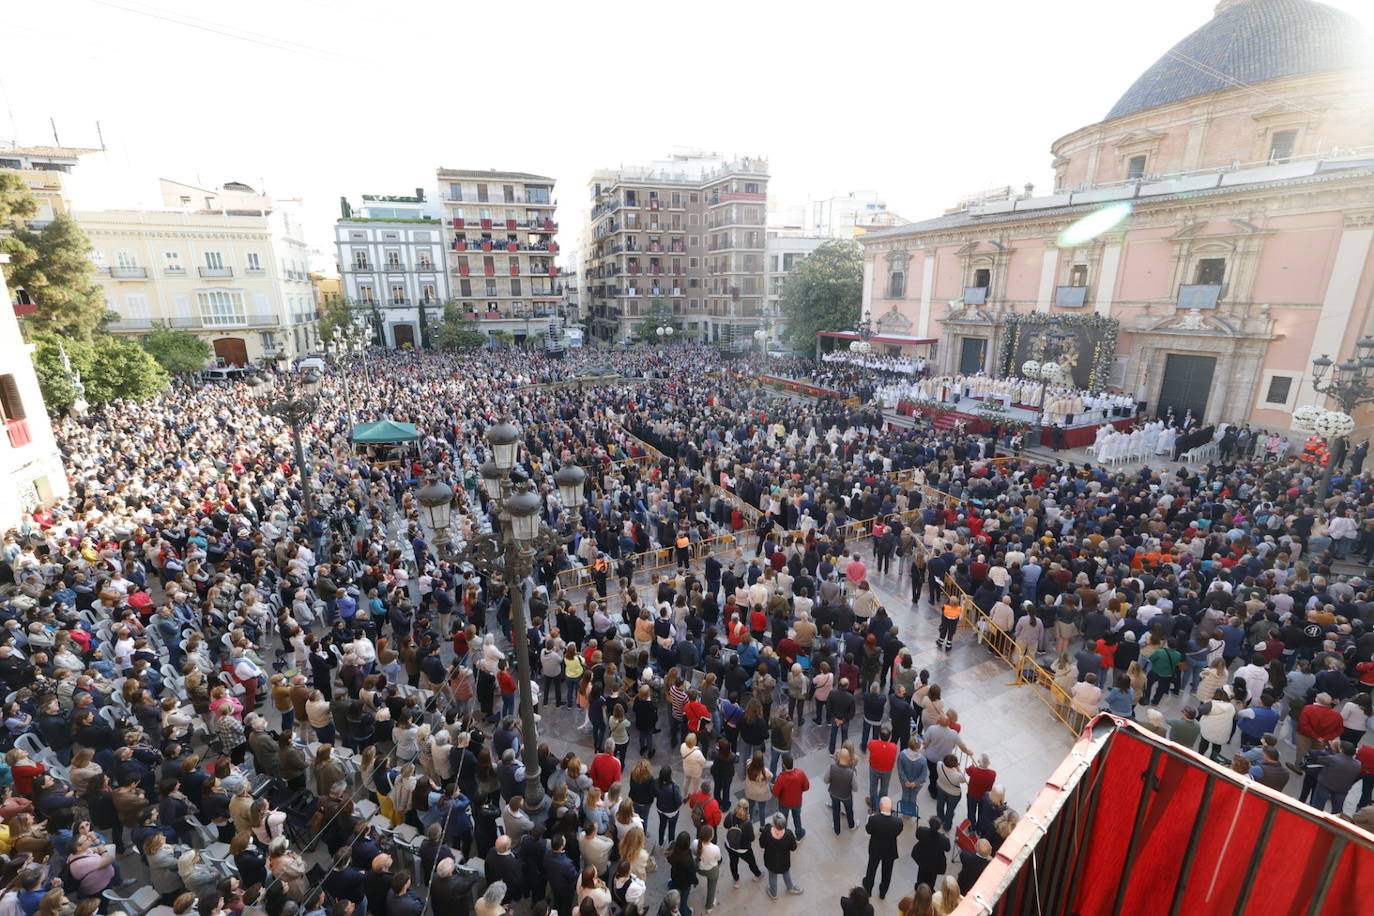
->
[999,313,1119,391]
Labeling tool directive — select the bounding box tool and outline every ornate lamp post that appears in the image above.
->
[849,313,874,354]
[655,323,675,344]
[1305,338,1374,499]
[247,368,322,520]
[417,424,587,815]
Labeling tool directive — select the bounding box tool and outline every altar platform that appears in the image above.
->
[893,395,1137,447]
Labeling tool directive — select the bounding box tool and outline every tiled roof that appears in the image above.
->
[1106,0,1373,120]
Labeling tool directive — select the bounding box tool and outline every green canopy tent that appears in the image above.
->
[350,420,420,444]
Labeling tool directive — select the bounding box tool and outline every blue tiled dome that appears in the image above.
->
[1106,0,1374,120]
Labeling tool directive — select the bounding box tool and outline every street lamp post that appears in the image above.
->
[416,424,587,816]
[849,313,874,354]
[1307,337,1374,500]
[655,323,675,344]
[248,368,323,521]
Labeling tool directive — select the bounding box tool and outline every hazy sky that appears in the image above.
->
[5,0,1370,270]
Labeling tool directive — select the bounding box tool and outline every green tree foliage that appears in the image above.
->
[632,298,680,343]
[435,302,488,349]
[7,216,111,341]
[0,173,38,265]
[779,239,862,356]
[29,333,169,411]
[316,297,356,345]
[141,326,212,375]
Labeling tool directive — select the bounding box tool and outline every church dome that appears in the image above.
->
[1105,0,1374,121]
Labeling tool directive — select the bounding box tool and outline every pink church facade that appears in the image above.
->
[858,0,1374,434]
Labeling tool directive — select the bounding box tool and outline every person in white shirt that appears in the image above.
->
[1234,656,1269,705]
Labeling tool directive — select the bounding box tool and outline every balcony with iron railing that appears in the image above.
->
[199,266,234,278]
[108,266,147,279]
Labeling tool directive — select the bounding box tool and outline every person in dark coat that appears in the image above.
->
[543,835,579,916]
[429,857,481,916]
[911,815,950,891]
[385,871,425,916]
[483,835,524,903]
[861,797,904,900]
[364,854,395,916]
[323,847,367,905]
[957,838,993,894]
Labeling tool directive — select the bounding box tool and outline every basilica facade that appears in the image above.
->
[858,0,1374,433]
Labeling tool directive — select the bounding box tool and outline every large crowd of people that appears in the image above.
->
[0,342,1371,916]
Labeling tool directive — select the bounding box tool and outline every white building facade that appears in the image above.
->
[764,231,828,349]
[82,180,318,366]
[0,255,68,530]
[335,192,449,348]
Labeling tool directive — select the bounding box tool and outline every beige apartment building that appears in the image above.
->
[582,151,768,345]
[81,179,318,366]
[436,168,561,337]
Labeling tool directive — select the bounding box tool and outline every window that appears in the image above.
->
[783,253,800,270]
[1127,155,1147,180]
[0,375,25,422]
[460,279,472,297]
[510,278,522,296]
[690,299,699,310]
[353,250,370,270]
[386,251,402,268]
[125,294,150,319]
[246,252,262,272]
[1195,258,1226,286]
[350,232,364,240]
[390,285,405,304]
[671,192,682,208]
[449,183,463,201]
[1264,375,1293,405]
[1269,129,1297,164]
[503,185,515,203]
[89,250,107,269]
[204,251,224,269]
[418,254,433,270]
[476,184,489,203]
[197,290,244,326]
[164,250,183,272]
[383,233,398,241]
[478,208,491,221]
[973,268,991,289]
[689,257,698,267]
[115,250,138,269]
[421,284,436,303]
[887,271,905,298]
[745,183,759,194]
[359,284,374,301]
[485,280,497,297]
[1068,264,1088,287]
[689,193,699,203]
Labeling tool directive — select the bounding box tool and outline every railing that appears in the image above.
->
[246,267,266,275]
[163,267,186,275]
[199,266,234,278]
[109,266,147,279]
[108,317,155,331]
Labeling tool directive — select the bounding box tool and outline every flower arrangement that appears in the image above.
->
[1000,313,1119,391]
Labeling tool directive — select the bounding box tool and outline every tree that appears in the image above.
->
[29,332,168,410]
[7,215,111,341]
[0,173,38,267]
[316,296,356,345]
[632,298,680,343]
[779,239,862,356]
[141,326,212,375]
[435,302,487,349]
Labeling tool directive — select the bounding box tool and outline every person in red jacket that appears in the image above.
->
[688,781,723,828]
[683,689,712,737]
[771,754,811,839]
[8,749,45,796]
[1297,693,1344,762]
[867,728,898,808]
[964,754,997,826]
[588,739,622,793]
[496,661,518,719]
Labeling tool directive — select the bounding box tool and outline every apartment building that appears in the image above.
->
[437,168,561,345]
[335,190,448,348]
[764,229,828,349]
[582,151,768,346]
[81,179,318,366]
[0,144,99,229]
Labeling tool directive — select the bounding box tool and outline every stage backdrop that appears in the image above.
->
[999,314,1119,392]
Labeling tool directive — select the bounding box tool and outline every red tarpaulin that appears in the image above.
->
[960,716,1373,915]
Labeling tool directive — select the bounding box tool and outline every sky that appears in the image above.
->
[4,0,1371,272]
